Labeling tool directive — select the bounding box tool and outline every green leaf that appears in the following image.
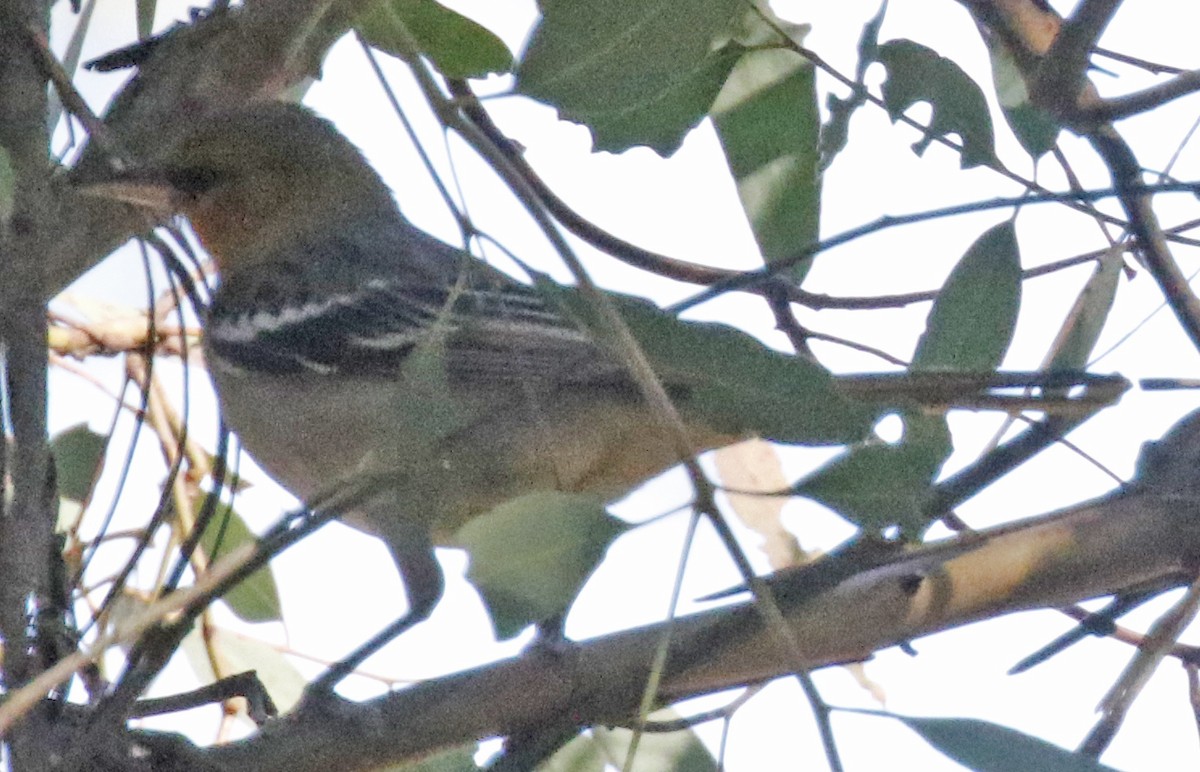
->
[52,424,106,503]
[986,39,1061,159]
[877,39,998,168]
[358,0,513,78]
[896,716,1119,771]
[912,221,1021,372]
[455,492,628,639]
[397,334,470,450]
[1002,103,1062,160]
[820,0,887,169]
[53,424,108,533]
[712,21,819,279]
[852,2,887,81]
[1047,246,1122,373]
[543,711,716,771]
[135,0,155,40]
[516,0,744,155]
[542,281,878,445]
[181,625,306,714]
[793,412,950,533]
[198,501,282,623]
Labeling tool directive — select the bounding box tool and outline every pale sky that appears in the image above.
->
[47,1,1200,769]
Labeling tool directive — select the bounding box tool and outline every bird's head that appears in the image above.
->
[75,102,399,269]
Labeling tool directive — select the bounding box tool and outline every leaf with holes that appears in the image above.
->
[821,0,888,169]
[877,39,997,168]
[793,412,950,533]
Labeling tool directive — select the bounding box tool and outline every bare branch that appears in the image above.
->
[1033,0,1122,114]
[1088,127,1200,355]
[198,422,1200,770]
[1084,69,1200,122]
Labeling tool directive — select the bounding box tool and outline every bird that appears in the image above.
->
[76,101,869,686]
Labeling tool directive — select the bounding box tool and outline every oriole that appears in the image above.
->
[77,101,851,681]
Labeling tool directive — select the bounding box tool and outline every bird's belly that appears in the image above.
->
[207,361,738,540]
[209,365,407,502]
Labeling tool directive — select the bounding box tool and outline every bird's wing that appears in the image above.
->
[204,231,624,388]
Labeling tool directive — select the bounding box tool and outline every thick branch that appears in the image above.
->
[1032,0,1121,113]
[0,1,58,770]
[195,408,1200,771]
[959,1,1200,355]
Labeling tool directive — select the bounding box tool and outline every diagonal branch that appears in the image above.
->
[1032,0,1122,114]
[192,413,1200,771]
[1088,126,1200,354]
[960,0,1200,356]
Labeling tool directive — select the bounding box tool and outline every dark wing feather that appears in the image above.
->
[204,224,625,388]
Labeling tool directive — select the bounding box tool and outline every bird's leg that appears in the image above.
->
[305,523,444,695]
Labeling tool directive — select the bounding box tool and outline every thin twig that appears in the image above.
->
[0,542,255,735]
[671,182,1200,316]
[1094,46,1186,75]
[1081,575,1200,757]
[21,21,124,163]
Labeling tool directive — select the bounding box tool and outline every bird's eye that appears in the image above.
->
[165,166,222,196]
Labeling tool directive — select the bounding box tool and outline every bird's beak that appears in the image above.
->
[71,168,183,218]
